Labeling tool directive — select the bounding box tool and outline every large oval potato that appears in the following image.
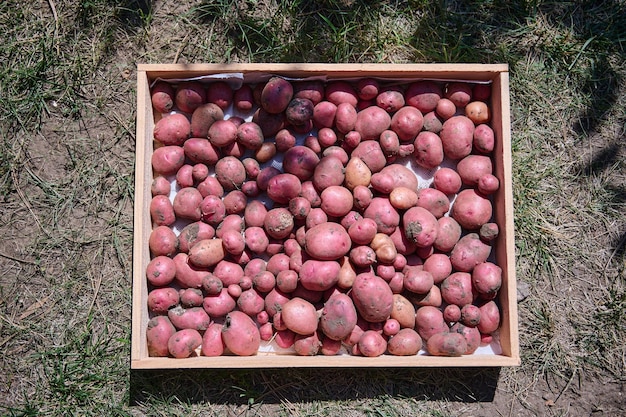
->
[320,293,358,341]
[351,274,393,323]
[304,222,351,261]
[221,311,261,356]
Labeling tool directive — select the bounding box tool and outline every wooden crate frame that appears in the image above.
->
[132,63,519,369]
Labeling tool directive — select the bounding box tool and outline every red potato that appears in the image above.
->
[472,262,502,299]
[168,306,211,331]
[440,115,475,160]
[405,81,443,113]
[215,156,246,191]
[173,187,203,221]
[414,131,444,170]
[389,187,419,211]
[184,138,220,166]
[456,155,493,186]
[451,189,493,230]
[234,122,264,151]
[151,81,175,113]
[415,306,448,341]
[435,98,456,120]
[283,146,320,181]
[152,145,185,175]
[221,311,261,356]
[351,140,387,173]
[477,300,501,334]
[388,226,416,256]
[168,329,203,358]
[378,163,419,191]
[253,271,276,293]
[305,208,328,230]
[376,88,405,113]
[450,323,481,354]
[426,332,467,357]
[266,174,302,205]
[190,103,224,138]
[201,274,223,295]
[335,102,358,134]
[321,336,343,356]
[363,197,400,235]
[323,146,349,164]
[348,217,378,245]
[320,185,353,218]
[313,101,338,129]
[147,316,177,357]
[264,288,291,317]
[443,304,462,324]
[252,108,285,138]
[349,245,376,267]
[289,197,312,221]
[354,106,392,142]
[213,260,245,286]
[422,111,443,133]
[313,155,345,190]
[263,207,294,240]
[259,322,273,341]
[281,297,319,335]
[358,330,387,357]
[445,82,472,108]
[325,81,358,107]
[233,84,254,112]
[261,76,293,114]
[188,238,224,269]
[294,332,322,356]
[299,260,341,291]
[146,255,177,287]
[390,106,423,141]
[203,288,236,317]
[441,272,474,306]
[387,328,422,356]
[150,195,175,226]
[151,176,171,196]
[201,322,225,357]
[353,184,373,210]
[356,78,379,100]
[433,216,462,253]
[274,128,297,153]
[178,222,216,253]
[351,274,393,323]
[293,80,325,105]
[237,288,265,316]
[265,253,290,277]
[274,329,296,349]
[200,195,225,226]
[174,162,194,188]
[390,294,416,329]
[320,292,358,341]
[404,269,434,294]
[417,188,450,218]
[422,253,452,284]
[222,191,246,215]
[465,101,490,124]
[343,130,362,148]
[149,225,178,257]
[154,113,190,146]
[175,82,206,114]
[286,97,315,126]
[383,318,401,336]
[172,253,207,289]
[147,287,179,315]
[473,124,495,154]
[244,200,268,228]
[304,222,351,261]
[402,206,439,248]
[479,222,499,242]
[205,81,233,110]
[460,304,481,327]
[379,130,400,157]
[433,167,462,195]
[478,174,500,195]
[192,163,209,184]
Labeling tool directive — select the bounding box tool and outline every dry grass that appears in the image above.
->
[0,0,624,416]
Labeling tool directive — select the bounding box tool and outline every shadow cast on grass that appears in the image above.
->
[130,367,500,406]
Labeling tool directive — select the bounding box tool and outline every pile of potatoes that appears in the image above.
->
[145,75,503,359]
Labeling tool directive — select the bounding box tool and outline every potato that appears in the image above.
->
[354,106,392,141]
[460,304,481,327]
[168,329,202,358]
[293,80,325,105]
[414,305,448,341]
[351,273,393,323]
[410,282,442,308]
[252,108,285,137]
[405,81,443,113]
[283,146,320,181]
[190,103,224,138]
[363,197,400,235]
[451,189,493,230]
[376,87,405,113]
[261,76,293,114]
[358,330,387,357]
[433,167,462,195]
[213,260,245,286]
[215,156,246,191]
[321,336,343,356]
[389,187,418,211]
[379,163,419,191]
[325,81,358,107]
[147,287,179,315]
[168,306,211,331]
[313,155,345,190]
[183,140,219,169]
[404,269,434,294]
[320,185,353,218]
[351,140,387,174]
[443,304,462,324]
[435,98,456,120]
[147,316,177,357]
[262,207,294,240]
[175,164,193,189]
[349,245,376,267]
[457,155,493,186]
[320,292,358,341]
[422,111,443,133]
[344,157,371,190]
[335,102,358,134]
[203,288,236,317]
[150,195,175,226]
[149,225,178,257]
[146,255,177,287]
[205,81,233,110]
[422,253,452,284]
[237,288,265,316]
[294,332,322,356]
[473,124,495,154]
[288,197,311,221]
[477,300,501,334]
[450,323,481,354]
[286,97,315,126]
[379,130,400,157]
[353,185,373,210]
[432,217,462,253]
[313,101,338,128]
[426,332,467,357]
[445,82,472,107]
[200,195,225,226]
[414,131,444,170]
[151,81,175,114]
[465,100,490,124]
[233,84,254,112]
[304,222,351,261]
[347,217,378,246]
[387,328,422,356]
[152,145,185,175]
[417,188,450,219]
[370,233,398,264]
[175,81,206,114]
[151,175,171,196]
[201,322,225,357]
[188,238,225,268]
[439,115,474,160]
[390,106,423,141]
[281,297,319,335]
[402,206,439,248]
[479,222,499,242]
[221,311,261,356]
[478,174,500,195]
[253,271,276,293]
[266,173,301,205]
[299,259,341,291]
[390,294,416,329]
[201,273,223,295]
[356,78,379,100]
[172,253,206,289]
[337,256,357,289]
[441,272,473,306]
[171,187,202,221]
[472,262,502,299]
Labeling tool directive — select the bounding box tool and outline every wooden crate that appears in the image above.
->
[132,63,519,369]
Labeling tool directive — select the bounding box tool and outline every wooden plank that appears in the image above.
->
[132,64,519,368]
